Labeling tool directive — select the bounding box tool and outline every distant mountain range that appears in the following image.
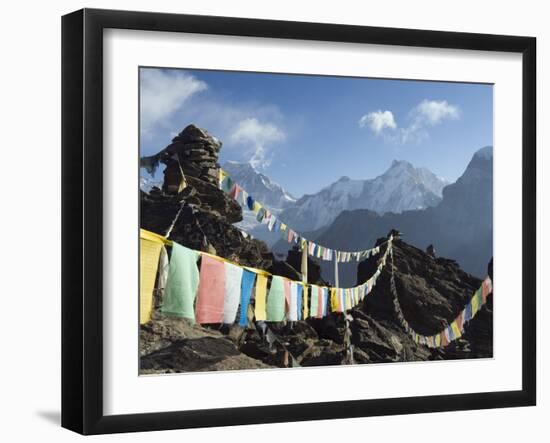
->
[222,159,448,246]
[278,159,448,232]
[315,146,493,285]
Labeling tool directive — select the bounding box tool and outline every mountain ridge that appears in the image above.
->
[278,159,449,232]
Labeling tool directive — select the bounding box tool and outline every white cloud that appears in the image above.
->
[359,99,460,144]
[358,110,397,134]
[412,99,460,126]
[140,69,207,134]
[229,118,285,170]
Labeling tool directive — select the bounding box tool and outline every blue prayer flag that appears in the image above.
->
[239,270,257,327]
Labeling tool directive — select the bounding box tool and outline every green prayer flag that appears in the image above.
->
[161,243,200,320]
[309,285,319,317]
[266,276,286,321]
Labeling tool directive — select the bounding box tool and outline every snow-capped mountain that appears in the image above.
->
[223,161,297,245]
[278,160,449,232]
[223,161,297,211]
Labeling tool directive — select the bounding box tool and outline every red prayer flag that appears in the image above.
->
[196,255,226,324]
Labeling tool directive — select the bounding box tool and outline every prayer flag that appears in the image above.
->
[254,274,268,321]
[331,287,340,312]
[161,242,200,321]
[228,183,239,199]
[256,207,266,223]
[316,286,324,318]
[322,287,329,316]
[267,276,286,322]
[246,195,254,210]
[240,190,249,206]
[223,262,244,324]
[283,279,291,313]
[451,320,462,339]
[472,287,482,315]
[239,270,256,327]
[139,234,163,324]
[196,255,226,324]
[289,282,299,321]
[309,285,319,318]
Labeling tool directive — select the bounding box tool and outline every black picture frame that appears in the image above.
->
[61,8,536,435]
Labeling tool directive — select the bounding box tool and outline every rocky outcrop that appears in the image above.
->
[139,125,493,374]
[354,238,492,362]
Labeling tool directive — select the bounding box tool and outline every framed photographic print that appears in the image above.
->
[61,8,536,435]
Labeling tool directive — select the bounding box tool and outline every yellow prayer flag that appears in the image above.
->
[471,289,480,315]
[253,201,262,213]
[254,274,268,321]
[140,237,163,324]
[451,320,462,339]
[330,287,339,312]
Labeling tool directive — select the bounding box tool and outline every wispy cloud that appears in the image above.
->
[359,99,460,144]
[358,110,397,134]
[140,69,207,135]
[229,118,286,170]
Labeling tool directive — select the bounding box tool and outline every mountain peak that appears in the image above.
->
[390,159,413,169]
[222,161,296,211]
[473,145,493,160]
[225,160,255,172]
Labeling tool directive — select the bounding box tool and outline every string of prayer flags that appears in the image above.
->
[218,168,385,263]
[389,239,493,349]
[161,242,200,321]
[141,229,393,328]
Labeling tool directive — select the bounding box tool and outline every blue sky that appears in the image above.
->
[140,67,493,197]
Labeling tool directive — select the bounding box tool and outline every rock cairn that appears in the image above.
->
[157,124,222,192]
